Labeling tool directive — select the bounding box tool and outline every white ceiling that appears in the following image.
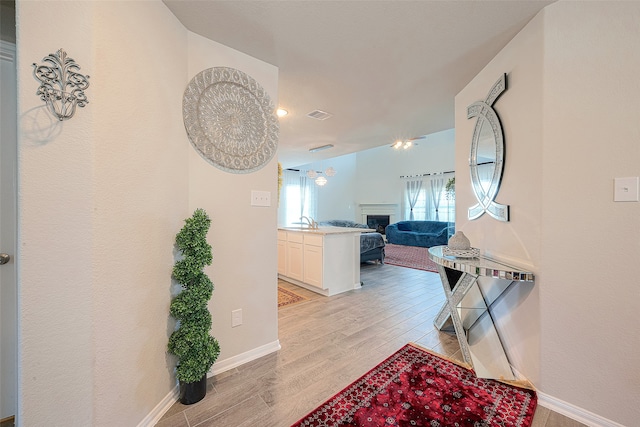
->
[163,0,553,168]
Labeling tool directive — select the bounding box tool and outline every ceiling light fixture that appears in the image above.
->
[305,166,336,186]
[276,108,288,117]
[306,110,333,120]
[392,140,415,150]
[307,145,336,185]
[309,144,334,153]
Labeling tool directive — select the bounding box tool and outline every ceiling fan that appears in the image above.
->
[391,135,427,150]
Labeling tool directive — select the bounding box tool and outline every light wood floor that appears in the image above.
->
[157,263,585,427]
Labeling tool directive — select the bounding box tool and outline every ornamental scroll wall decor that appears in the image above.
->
[467,73,510,222]
[32,49,90,121]
[182,67,279,173]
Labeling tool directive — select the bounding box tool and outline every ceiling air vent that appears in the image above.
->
[306,110,333,120]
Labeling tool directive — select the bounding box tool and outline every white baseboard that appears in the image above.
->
[508,366,623,427]
[136,383,179,427]
[210,339,281,376]
[138,339,281,426]
[537,391,625,427]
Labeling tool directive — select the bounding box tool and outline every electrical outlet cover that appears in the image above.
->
[614,177,639,202]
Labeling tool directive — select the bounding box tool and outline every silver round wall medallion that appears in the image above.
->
[183,67,279,173]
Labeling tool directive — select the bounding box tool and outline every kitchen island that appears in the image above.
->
[277,226,373,296]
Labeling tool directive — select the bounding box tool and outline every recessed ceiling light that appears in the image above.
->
[276,108,288,117]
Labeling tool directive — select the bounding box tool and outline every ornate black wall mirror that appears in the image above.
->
[467,73,510,222]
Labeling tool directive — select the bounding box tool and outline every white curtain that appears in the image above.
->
[429,175,445,221]
[405,179,423,220]
[278,169,317,226]
[298,174,318,219]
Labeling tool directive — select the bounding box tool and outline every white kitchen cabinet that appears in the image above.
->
[277,227,368,296]
[277,232,287,276]
[303,235,323,288]
[286,231,304,281]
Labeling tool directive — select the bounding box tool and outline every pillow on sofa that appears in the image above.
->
[319,219,369,228]
[396,222,411,231]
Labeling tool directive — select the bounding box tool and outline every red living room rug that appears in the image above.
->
[384,244,439,273]
[292,343,537,427]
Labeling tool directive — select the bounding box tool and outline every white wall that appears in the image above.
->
[539,2,640,425]
[16,1,278,426]
[187,32,279,368]
[307,153,358,221]
[455,9,543,387]
[457,2,640,425]
[91,2,189,424]
[17,2,99,424]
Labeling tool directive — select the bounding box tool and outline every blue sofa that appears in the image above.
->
[318,220,385,263]
[385,221,454,248]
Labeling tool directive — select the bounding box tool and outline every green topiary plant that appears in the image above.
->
[168,209,220,386]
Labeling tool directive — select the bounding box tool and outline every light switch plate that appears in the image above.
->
[251,190,271,207]
[231,309,242,327]
[614,177,639,202]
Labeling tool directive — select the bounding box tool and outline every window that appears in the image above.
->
[434,187,455,223]
[402,174,455,222]
[403,186,428,220]
[279,170,318,226]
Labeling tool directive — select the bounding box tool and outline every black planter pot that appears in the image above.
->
[180,375,207,405]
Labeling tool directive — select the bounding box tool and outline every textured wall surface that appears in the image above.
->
[17,2,97,424]
[457,2,640,425]
[187,32,279,365]
[455,7,544,386]
[539,2,640,425]
[16,1,278,426]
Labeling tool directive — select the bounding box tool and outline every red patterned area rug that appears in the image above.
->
[292,343,537,427]
[278,286,308,308]
[384,244,439,273]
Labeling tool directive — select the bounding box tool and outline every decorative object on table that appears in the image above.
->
[467,73,510,222]
[168,209,220,405]
[291,343,537,427]
[32,48,90,121]
[277,286,309,308]
[448,230,470,249]
[383,243,439,272]
[444,231,480,258]
[182,67,278,173]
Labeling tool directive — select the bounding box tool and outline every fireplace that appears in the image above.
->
[367,215,390,234]
[360,203,398,234]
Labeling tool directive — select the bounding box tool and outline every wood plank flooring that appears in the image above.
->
[157,263,586,427]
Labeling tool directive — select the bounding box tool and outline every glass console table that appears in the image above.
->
[428,245,534,380]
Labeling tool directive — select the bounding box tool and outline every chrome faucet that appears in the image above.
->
[300,216,318,229]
